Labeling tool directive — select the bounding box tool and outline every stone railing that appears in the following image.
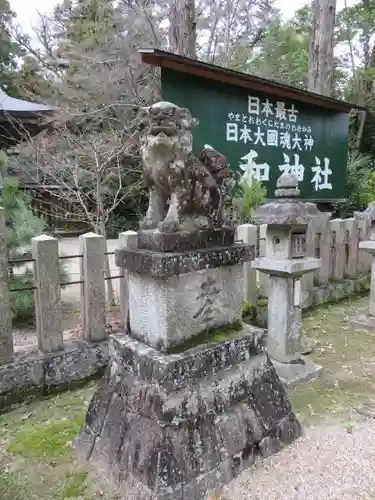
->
[0,206,373,409]
[238,212,373,307]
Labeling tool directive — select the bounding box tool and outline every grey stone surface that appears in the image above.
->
[314,213,332,286]
[0,208,13,365]
[272,358,323,388]
[252,257,321,278]
[115,244,253,278]
[370,259,375,318]
[118,230,138,328]
[358,240,375,317]
[80,233,106,342]
[302,275,370,309]
[350,313,375,333]
[266,276,302,363]
[236,224,257,304]
[355,215,372,274]
[252,174,321,228]
[302,214,332,292]
[252,197,320,227]
[343,218,359,278]
[32,235,63,353]
[329,219,345,281]
[138,228,235,252]
[0,340,108,410]
[128,264,244,351]
[110,325,266,391]
[358,201,375,232]
[75,330,301,499]
[258,224,269,297]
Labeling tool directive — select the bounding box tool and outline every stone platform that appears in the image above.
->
[138,228,236,252]
[75,326,301,500]
[273,358,323,388]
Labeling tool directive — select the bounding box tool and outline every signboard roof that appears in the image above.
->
[139,48,365,113]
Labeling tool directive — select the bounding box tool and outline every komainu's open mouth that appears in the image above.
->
[150,125,177,136]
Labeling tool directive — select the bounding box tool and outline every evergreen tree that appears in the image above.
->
[0,152,44,323]
[0,0,24,97]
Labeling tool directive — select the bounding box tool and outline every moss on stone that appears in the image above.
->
[0,368,105,415]
[242,298,268,328]
[166,321,243,354]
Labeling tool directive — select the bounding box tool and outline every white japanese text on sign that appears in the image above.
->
[226,95,332,193]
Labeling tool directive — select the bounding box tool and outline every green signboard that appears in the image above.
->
[161,68,349,200]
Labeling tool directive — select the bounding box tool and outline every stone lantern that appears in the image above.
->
[251,174,323,385]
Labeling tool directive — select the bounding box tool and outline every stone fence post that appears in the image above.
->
[32,235,63,353]
[343,218,359,278]
[118,231,138,329]
[236,224,257,304]
[329,219,345,280]
[80,233,106,342]
[0,208,13,364]
[258,224,268,297]
[355,204,374,275]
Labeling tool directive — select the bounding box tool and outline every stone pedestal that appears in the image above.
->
[75,228,301,499]
[115,230,250,352]
[351,240,375,332]
[75,329,301,500]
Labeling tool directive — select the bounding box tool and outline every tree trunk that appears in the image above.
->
[363,0,371,68]
[169,0,197,59]
[308,0,337,96]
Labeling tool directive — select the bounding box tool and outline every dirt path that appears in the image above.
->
[219,296,375,500]
[222,419,375,500]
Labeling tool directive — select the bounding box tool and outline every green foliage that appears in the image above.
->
[0,157,44,323]
[9,271,35,323]
[232,179,266,223]
[242,298,268,327]
[2,180,45,258]
[58,471,88,499]
[8,415,84,460]
[332,151,373,217]
[0,153,69,324]
[250,21,309,88]
[0,0,24,97]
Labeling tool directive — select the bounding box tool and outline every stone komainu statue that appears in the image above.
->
[134,101,232,233]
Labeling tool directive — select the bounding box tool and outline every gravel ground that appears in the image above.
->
[221,418,375,500]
